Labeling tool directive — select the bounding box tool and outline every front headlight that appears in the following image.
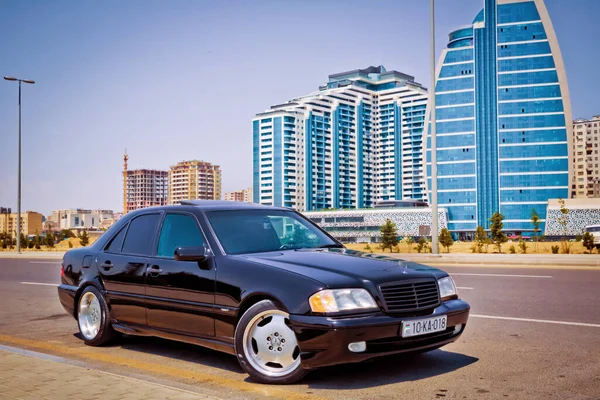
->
[438,276,457,300]
[309,289,378,313]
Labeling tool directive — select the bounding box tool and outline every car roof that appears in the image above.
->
[178,200,287,211]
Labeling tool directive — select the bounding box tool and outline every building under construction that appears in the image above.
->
[123,153,168,213]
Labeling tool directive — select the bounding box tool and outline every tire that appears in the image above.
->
[76,286,117,346]
[234,300,308,384]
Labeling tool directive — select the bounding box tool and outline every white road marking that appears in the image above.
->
[29,261,61,264]
[20,282,59,287]
[451,273,552,278]
[471,314,600,328]
[457,287,474,290]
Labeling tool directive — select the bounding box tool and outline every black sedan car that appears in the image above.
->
[58,201,470,384]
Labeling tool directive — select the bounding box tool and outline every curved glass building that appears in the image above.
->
[425,0,572,236]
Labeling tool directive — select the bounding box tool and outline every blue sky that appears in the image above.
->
[1,0,598,215]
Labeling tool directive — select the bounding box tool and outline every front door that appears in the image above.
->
[145,212,215,338]
[98,213,162,326]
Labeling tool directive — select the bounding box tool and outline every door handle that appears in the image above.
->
[100,262,113,270]
[147,265,162,277]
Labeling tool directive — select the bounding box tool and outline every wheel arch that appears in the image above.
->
[73,279,106,318]
[236,293,288,326]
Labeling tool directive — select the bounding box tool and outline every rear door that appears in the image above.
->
[145,212,216,338]
[98,213,162,326]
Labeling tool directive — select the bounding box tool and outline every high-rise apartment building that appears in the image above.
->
[253,65,428,211]
[572,116,600,198]
[425,0,572,235]
[168,160,222,204]
[0,211,43,238]
[123,154,168,213]
[224,188,253,202]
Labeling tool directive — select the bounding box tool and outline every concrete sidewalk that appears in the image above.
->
[0,348,218,400]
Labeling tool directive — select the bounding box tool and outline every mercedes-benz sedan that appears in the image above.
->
[58,200,470,384]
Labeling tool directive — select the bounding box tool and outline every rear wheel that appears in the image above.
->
[77,286,116,346]
[235,300,307,384]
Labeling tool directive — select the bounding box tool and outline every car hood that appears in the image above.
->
[234,248,447,288]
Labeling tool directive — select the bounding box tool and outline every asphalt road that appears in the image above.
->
[0,257,599,400]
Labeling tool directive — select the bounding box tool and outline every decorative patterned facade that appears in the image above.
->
[303,208,449,242]
[544,198,600,235]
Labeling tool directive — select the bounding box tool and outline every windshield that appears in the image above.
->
[206,209,340,255]
[585,226,600,233]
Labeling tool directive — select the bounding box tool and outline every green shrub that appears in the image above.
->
[551,245,559,254]
[509,245,516,254]
[582,232,595,254]
[518,240,528,254]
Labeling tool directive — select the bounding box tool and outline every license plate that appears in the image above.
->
[401,315,447,338]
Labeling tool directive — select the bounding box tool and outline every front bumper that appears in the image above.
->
[289,299,470,369]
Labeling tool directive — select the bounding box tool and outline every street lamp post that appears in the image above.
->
[430,0,439,254]
[4,76,35,254]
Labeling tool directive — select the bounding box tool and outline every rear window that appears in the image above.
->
[585,226,600,233]
[121,214,161,256]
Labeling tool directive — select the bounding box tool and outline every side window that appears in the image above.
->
[104,224,128,253]
[157,214,205,258]
[121,214,162,256]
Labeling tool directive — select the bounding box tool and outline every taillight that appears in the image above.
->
[60,264,65,277]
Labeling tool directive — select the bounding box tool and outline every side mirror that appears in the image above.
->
[174,246,208,262]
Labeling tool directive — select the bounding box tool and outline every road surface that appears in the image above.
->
[0,257,598,399]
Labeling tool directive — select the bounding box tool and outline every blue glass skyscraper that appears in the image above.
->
[425,0,572,236]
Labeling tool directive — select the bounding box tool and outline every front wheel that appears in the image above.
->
[234,300,307,384]
[77,286,117,346]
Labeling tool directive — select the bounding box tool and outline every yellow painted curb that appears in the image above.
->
[0,335,324,400]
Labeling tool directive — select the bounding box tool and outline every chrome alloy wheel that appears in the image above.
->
[242,310,301,377]
[78,291,102,341]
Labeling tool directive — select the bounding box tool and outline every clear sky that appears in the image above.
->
[1,0,598,215]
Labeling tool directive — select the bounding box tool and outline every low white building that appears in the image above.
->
[56,209,115,230]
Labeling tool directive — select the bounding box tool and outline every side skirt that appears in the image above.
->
[111,322,236,355]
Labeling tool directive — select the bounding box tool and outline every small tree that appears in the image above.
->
[34,234,41,250]
[557,198,571,254]
[509,245,516,254]
[60,229,75,241]
[417,236,429,253]
[489,212,507,253]
[473,226,488,253]
[20,234,28,250]
[439,228,454,253]
[582,231,595,254]
[518,239,528,254]
[79,231,90,247]
[363,243,373,253]
[45,232,55,248]
[401,237,415,253]
[531,208,541,251]
[379,219,399,253]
